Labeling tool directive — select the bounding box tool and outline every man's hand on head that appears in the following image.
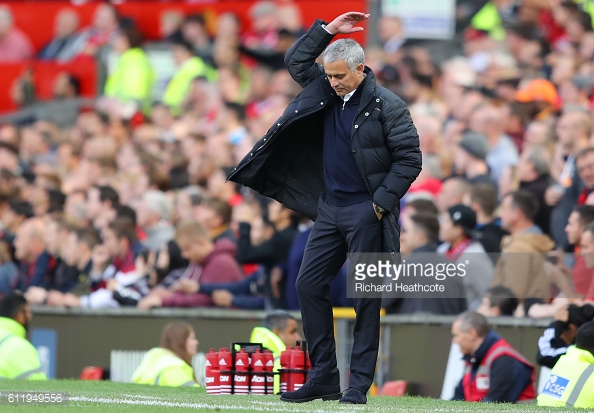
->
[326,12,370,35]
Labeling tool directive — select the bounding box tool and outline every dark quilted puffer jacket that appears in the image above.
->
[228,20,422,253]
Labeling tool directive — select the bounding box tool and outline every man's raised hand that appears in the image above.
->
[326,12,370,35]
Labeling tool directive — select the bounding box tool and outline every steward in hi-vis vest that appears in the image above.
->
[538,321,594,408]
[0,293,46,380]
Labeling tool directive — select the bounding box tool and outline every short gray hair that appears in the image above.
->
[143,190,173,221]
[455,311,490,337]
[526,146,550,176]
[323,39,365,72]
[181,185,203,206]
[262,310,296,332]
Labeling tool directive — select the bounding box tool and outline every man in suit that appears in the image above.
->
[228,11,421,404]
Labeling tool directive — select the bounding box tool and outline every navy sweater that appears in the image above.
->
[323,81,370,206]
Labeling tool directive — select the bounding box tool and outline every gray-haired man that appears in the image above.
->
[228,12,421,404]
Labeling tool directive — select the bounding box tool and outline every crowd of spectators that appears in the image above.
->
[0,0,594,329]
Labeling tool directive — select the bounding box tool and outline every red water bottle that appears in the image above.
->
[250,349,266,395]
[233,349,249,395]
[205,348,220,395]
[218,348,232,394]
[290,347,305,391]
[280,347,292,393]
[264,349,275,395]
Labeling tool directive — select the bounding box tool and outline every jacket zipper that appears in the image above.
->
[255,122,283,152]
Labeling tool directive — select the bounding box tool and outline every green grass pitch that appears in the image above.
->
[0,380,582,412]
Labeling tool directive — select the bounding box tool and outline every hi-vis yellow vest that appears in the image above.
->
[250,327,286,394]
[162,57,216,114]
[132,347,199,387]
[538,346,594,408]
[0,317,46,380]
[104,47,155,109]
[471,2,506,41]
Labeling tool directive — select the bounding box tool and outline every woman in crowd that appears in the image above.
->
[132,321,200,386]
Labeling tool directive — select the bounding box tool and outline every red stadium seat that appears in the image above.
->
[0,0,366,114]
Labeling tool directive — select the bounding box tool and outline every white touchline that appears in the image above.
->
[68,396,337,412]
[65,396,494,413]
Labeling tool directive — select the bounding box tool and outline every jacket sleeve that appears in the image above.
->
[536,320,569,368]
[284,20,333,89]
[162,292,213,307]
[199,270,260,295]
[231,295,266,310]
[372,97,422,211]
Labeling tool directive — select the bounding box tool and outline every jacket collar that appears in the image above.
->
[566,346,594,364]
[465,329,500,365]
[324,66,378,104]
[359,67,377,105]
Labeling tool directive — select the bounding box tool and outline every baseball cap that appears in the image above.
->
[458,131,489,160]
[514,78,558,106]
[447,204,477,237]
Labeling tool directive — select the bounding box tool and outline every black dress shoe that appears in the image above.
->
[280,381,342,403]
[339,387,367,404]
